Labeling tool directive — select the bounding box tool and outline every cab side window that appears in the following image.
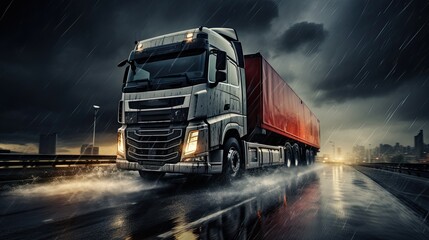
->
[227,61,239,86]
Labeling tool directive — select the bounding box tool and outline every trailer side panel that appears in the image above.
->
[244,53,320,149]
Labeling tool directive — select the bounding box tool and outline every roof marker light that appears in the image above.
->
[137,42,144,51]
[185,32,194,42]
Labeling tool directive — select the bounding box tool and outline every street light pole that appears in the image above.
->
[368,144,371,163]
[92,105,100,155]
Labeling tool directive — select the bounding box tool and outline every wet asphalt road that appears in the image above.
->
[0,164,428,240]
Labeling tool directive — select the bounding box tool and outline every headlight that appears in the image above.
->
[183,130,199,155]
[117,131,125,154]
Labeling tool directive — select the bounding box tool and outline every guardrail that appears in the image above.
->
[357,163,429,178]
[0,153,117,168]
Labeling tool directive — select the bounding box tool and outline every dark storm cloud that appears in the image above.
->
[277,22,328,54]
[389,77,429,121]
[0,0,124,142]
[202,0,278,31]
[315,0,429,117]
[0,0,279,148]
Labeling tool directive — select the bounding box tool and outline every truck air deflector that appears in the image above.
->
[211,28,239,41]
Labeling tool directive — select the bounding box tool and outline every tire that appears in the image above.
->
[309,151,314,164]
[220,138,242,183]
[293,145,299,167]
[285,144,293,168]
[138,170,165,181]
[305,150,310,166]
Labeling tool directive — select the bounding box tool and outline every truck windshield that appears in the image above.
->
[124,50,206,92]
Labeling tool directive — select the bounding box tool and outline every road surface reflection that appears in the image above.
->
[1,164,428,239]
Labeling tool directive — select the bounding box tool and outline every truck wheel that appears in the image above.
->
[305,150,310,166]
[221,138,242,183]
[285,145,293,168]
[138,170,165,181]
[309,151,314,164]
[293,146,299,166]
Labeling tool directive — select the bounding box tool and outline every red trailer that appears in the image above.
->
[245,53,320,150]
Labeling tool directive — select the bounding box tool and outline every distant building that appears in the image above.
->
[81,144,99,155]
[414,130,424,160]
[394,142,403,154]
[379,144,394,156]
[352,145,366,162]
[39,133,57,154]
[405,145,412,155]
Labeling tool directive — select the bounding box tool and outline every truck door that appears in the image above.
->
[207,51,244,150]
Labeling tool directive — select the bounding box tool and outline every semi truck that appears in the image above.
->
[116,27,320,181]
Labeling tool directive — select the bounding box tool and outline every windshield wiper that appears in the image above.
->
[123,79,151,93]
[131,78,151,83]
[125,78,151,89]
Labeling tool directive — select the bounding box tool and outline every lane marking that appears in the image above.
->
[157,196,256,239]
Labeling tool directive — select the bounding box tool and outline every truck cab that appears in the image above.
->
[116,27,247,179]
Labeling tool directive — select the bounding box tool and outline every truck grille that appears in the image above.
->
[126,127,184,166]
[125,108,189,123]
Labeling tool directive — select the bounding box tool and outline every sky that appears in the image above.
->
[0,0,428,156]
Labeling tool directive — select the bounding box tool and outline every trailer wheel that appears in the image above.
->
[285,145,293,168]
[138,170,165,181]
[220,138,242,183]
[305,150,310,166]
[309,151,314,164]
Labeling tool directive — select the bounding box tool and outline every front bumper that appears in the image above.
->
[116,157,222,174]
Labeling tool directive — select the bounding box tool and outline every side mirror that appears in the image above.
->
[216,51,227,83]
[208,50,227,88]
[216,71,226,83]
[216,51,227,71]
[123,66,129,84]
